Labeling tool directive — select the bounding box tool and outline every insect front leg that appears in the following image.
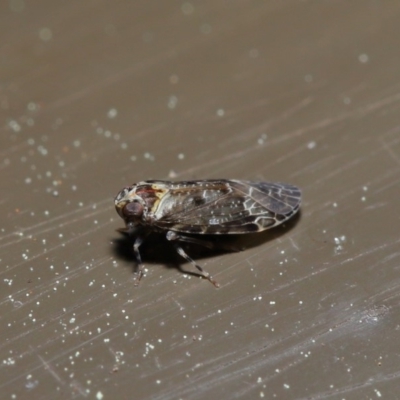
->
[166,231,220,288]
[132,231,150,285]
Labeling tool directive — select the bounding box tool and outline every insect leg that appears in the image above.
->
[166,231,242,252]
[166,231,220,288]
[166,231,215,249]
[132,235,147,285]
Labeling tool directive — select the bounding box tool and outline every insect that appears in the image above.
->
[115,180,301,287]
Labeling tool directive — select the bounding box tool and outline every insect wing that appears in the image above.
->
[151,180,232,232]
[152,180,301,234]
[230,180,301,216]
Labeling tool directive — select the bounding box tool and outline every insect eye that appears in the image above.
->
[123,201,144,217]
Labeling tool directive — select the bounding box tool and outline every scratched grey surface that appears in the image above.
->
[2,1,400,399]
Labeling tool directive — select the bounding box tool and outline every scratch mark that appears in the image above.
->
[35,351,65,385]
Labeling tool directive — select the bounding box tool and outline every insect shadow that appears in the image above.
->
[111,210,301,283]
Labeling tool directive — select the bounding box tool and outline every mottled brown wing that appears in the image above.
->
[152,180,301,234]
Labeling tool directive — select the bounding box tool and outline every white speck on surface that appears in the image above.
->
[9,0,25,12]
[142,31,154,43]
[358,53,369,63]
[3,357,16,366]
[107,108,118,118]
[144,152,155,161]
[96,391,104,400]
[307,141,316,149]
[169,74,179,84]
[200,23,212,34]
[181,2,194,15]
[167,95,178,109]
[249,48,259,58]
[37,145,49,156]
[304,74,313,83]
[39,27,53,41]
[257,133,267,145]
[216,109,225,117]
[27,102,38,112]
[343,96,351,105]
[8,120,21,132]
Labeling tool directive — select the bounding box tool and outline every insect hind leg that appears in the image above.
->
[166,230,216,249]
[166,231,220,287]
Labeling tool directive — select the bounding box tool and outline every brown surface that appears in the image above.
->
[2,1,400,399]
